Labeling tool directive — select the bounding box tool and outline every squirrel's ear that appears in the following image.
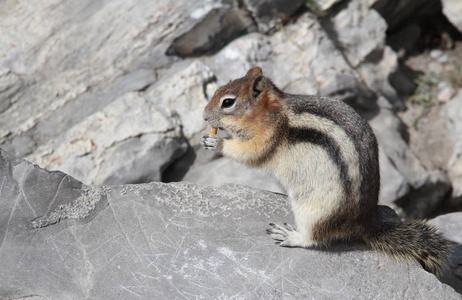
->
[251,76,266,100]
[245,66,263,77]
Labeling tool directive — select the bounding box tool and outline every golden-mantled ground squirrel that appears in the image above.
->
[201,67,456,276]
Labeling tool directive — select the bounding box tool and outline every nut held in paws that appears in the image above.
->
[209,127,217,135]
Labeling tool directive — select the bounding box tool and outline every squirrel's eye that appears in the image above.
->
[221,98,236,109]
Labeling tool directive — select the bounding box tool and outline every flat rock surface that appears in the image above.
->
[1,149,461,299]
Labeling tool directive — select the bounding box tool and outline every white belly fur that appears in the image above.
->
[264,143,346,241]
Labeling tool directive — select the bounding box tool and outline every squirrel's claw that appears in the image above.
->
[201,134,221,151]
[267,222,315,248]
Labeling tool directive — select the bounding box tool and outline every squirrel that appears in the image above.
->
[200,66,456,276]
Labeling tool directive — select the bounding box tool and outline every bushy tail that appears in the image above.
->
[363,218,457,276]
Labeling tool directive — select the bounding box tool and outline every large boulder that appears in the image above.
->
[1,149,461,299]
[0,0,200,148]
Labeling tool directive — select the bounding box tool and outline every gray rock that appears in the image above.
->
[183,157,286,194]
[328,0,387,68]
[357,46,403,109]
[445,89,462,205]
[166,0,308,57]
[242,0,306,32]
[0,0,210,153]
[0,68,23,115]
[326,0,403,109]
[26,92,187,185]
[145,61,216,144]
[318,73,360,103]
[14,61,215,185]
[369,105,454,217]
[378,147,410,208]
[96,135,186,185]
[0,68,160,159]
[442,0,462,33]
[166,6,256,57]
[1,0,247,186]
[205,13,374,109]
[429,213,462,294]
[370,105,429,190]
[1,149,461,299]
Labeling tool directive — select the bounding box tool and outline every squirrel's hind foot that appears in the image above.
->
[266,223,315,248]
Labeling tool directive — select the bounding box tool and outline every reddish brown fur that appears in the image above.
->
[204,67,286,165]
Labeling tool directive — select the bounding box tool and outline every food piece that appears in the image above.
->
[209,127,217,135]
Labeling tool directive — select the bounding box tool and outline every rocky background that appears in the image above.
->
[2,0,462,219]
[1,0,462,298]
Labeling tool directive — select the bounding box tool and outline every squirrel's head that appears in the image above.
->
[203,66,283,139]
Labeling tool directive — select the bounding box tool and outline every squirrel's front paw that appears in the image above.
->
[201,134,221,151]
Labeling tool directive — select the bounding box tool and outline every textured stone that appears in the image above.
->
[145,61,217,144]
[442,0,462,33]
[0,0,197,147]
[0,68,23,115]
[166,6,256,57]
[369,105,454,217]
[1,149,461,299]
[205,13,371,109]
[445,89,462,205]
[357,46,403,109]
[329,0,387,68]
[370,106,429,190]
[26,92,187,185]
[430,213,462,294]
[324,0,403,109]
[378,147,410,208]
